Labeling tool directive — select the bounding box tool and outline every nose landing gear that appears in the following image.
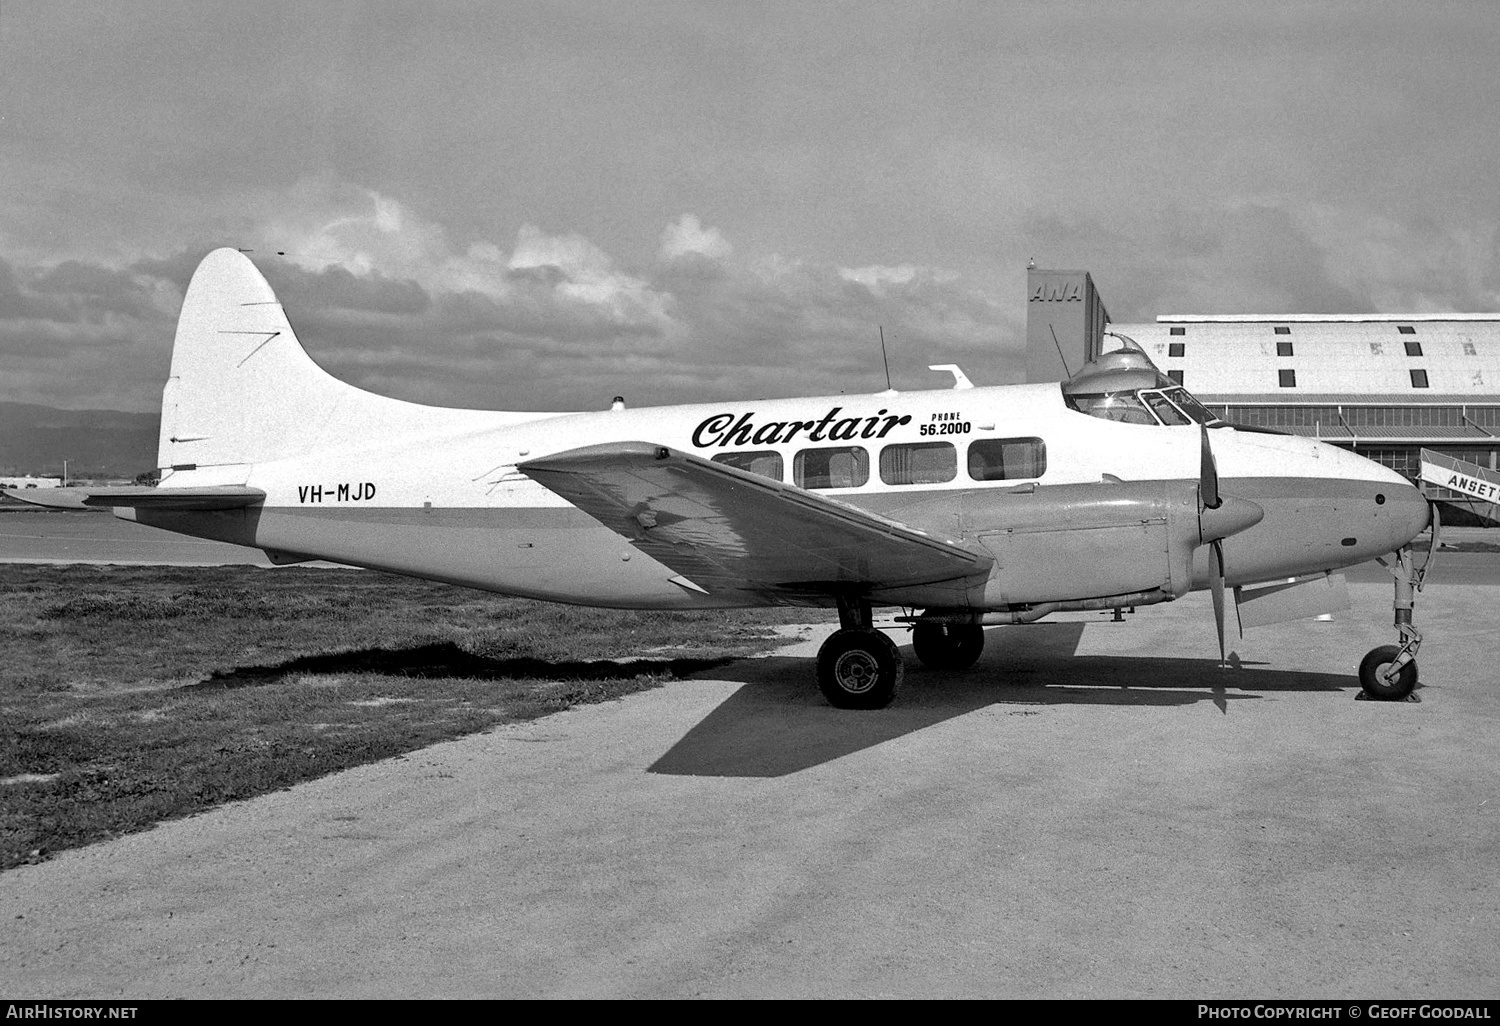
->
[1363,505,1439,701]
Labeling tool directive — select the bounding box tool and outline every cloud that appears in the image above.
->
[1297,204,1500,313]
[839,265,920,290]
[11,165,1500,418]
[659,214,732,262]
[0,255,178,410]
[0,182,1025,413]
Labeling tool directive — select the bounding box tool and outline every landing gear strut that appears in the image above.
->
[816,595,902,709]
[1363,505,1439,701]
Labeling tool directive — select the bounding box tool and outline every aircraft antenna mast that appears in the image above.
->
[879,326,893,391]
[1049,325,1074,378]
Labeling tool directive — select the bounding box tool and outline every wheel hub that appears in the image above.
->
[833,650,879,693]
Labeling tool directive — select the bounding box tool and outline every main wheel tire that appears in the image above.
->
[1359,644,1418,701]
[816,627,903,709]
[911,622,985,672]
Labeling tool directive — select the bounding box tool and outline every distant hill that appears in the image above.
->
[0,402,159,480]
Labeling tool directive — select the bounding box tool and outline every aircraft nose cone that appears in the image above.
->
[1387,481,1432,547]
[1199,495,1265,544]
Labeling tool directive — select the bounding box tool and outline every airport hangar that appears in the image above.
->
[1025,267,1500,525]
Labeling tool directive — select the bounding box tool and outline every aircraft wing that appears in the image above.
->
[518,442,992,598]
[3,486,266,511]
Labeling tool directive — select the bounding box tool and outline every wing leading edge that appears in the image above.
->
[518,441,992,601]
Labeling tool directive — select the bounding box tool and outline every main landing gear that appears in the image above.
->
[911,621,985,672]
[814,601,990,708]
[816,596,903,709]
[1362,507,1439,702]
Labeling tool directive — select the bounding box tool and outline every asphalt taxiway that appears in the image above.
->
[2,574,1497,998]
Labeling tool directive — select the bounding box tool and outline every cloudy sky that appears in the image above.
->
[3,0,1498,413]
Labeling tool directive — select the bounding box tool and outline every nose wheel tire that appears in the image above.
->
[817,627,903,709]
[1359,644,1418,701]
[911,622,985,671]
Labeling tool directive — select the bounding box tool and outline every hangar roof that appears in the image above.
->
[1108,315,1500,402]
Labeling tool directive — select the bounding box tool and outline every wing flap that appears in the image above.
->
[518,442,991,597]
[4,486,265,511]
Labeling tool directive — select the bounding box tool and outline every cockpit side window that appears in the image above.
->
[1142,391,1191,426]
[1162,387,1220,425]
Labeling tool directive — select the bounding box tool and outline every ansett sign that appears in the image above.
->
[1418,450,1500,505]
[1429,467,1500,504]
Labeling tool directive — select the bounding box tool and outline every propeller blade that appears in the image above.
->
[1210,539,1227,666]
[1200,423,1221,510]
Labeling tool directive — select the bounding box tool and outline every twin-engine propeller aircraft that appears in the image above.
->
[12,248,1438,708]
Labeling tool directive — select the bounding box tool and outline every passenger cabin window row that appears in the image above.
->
[710,438,1048,490]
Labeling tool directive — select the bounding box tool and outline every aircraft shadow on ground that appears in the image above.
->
[648,622,1359,778]
[186,641,736,691]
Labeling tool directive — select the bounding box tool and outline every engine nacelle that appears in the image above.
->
[963,481,1206,607]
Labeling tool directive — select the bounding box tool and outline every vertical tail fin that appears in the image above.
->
[159,248,510,473]
[159,248,359,470]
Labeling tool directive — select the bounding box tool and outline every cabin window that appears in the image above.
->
[1277,341,1294,357]
[1169,326,1186,336]
[968,438,1047,482]
[1274,326,1291,335]
[1397,325,1416,335]
[1410,369,1430,389]
[1167,370,1184,386]
[711,450,783,482]
[1279,369,1297,388]
[879,442,956,485]
[1168,342,1185,357]
[1404,341,1423,357]
[794,446,869,490]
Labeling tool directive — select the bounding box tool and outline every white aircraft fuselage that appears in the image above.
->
[138,377,1427,611]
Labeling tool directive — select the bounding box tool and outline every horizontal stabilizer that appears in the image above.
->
[519,441,991,598]
[4,486,266,511]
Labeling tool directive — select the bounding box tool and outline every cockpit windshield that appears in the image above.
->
[1066,385,1221,427]
[1059,344,1223,428]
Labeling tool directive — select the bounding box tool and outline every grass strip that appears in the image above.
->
[1,564,823,870]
